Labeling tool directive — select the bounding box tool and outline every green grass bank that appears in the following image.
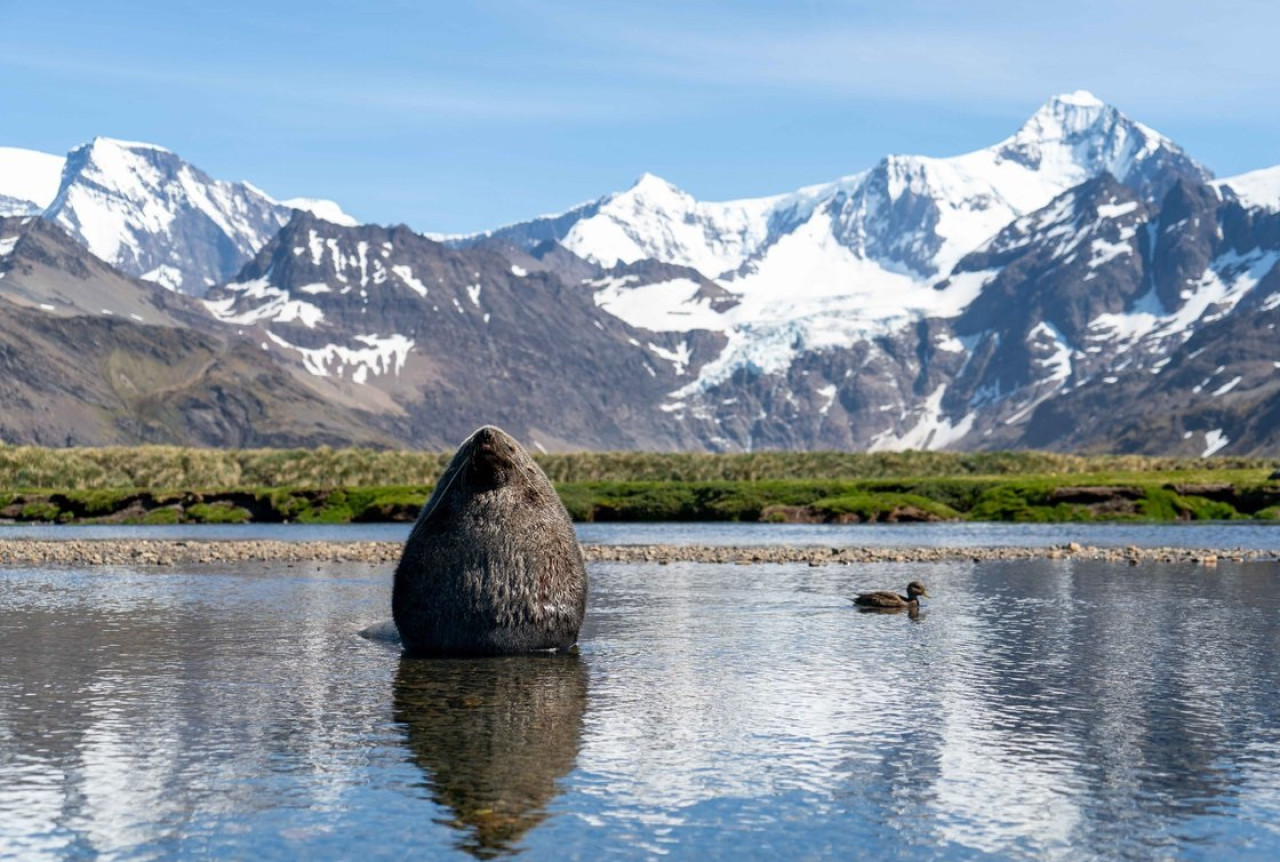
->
[0,446,1277,525]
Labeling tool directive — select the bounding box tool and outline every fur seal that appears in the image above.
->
[392,425,588,656]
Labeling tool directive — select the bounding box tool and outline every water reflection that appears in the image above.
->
[2,557,1280,859]
[393,655,588,858]
[855,605,923,620]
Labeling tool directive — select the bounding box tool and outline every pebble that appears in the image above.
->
[0,540,1274,567]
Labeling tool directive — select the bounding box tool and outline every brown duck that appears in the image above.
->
[852,581,930,609]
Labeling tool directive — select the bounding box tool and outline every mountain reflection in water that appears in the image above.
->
[393,656,587,859]
[0,553,1278,859]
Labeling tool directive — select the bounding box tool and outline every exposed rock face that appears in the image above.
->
[42,138,293,295]
[2,93,1279,455]
[0,215,203,326]
[202,212,724,450]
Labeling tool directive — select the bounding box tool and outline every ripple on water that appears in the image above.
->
[2,557,1280,859]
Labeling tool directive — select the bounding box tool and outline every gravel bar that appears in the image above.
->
[0,540,1276,567]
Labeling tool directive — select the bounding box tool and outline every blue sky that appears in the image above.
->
[4,0,1278,233]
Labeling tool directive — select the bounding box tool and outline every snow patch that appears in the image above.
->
[591,276,730,333]
[280,197,358,226]
[1202,429,1229,457]
[204,276,325,328]
[647,341,693,376]
[266,331,413,383]
[816,384,838,416]
[140,265,185,292]
[1096,201,1139,219]
[1214,166,1280,212]
[1088,236,1132,268]
[868,385,975,451]
[1211,376,1242,396]
[391,265,429,298]
[510,264,528,277]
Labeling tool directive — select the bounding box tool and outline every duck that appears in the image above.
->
[852,581,929,609]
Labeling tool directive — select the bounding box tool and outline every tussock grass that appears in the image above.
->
[0,445,1275,490]
[0,446,1277,524]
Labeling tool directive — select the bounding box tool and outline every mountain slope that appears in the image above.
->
[202,213,725,450]
[451,92,1212,395]
[0,215,202,326]
[0,298,400,448]
[456,91,1206,280]
[637,169,1280,455]
[0,147,65,217]
[36,138,355,295]
[3,92,1279,456]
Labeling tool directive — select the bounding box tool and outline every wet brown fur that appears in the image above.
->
[392,426,588,655]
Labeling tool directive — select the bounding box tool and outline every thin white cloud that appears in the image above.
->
[0,48,637,125]
[497,0,1280,116]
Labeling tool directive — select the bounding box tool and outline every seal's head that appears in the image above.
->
[460,425,519,486]
[423,426,556,518]
[454,425,539,494]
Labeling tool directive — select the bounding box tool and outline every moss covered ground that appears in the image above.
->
[0,466,1277,524]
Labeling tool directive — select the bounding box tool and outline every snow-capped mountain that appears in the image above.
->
[200,212,719,449]
[0,214,397,447]
[211,90,1274,455]
[0,147,65,217]
[459,92,1205,288]
[2,139,356,295]
[453,92,1214,395]
[1214,166,1280,212]
[3,91,1280,454]
[650,169,1280,455]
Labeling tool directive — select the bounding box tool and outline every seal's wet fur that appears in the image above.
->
[392,426,588,655]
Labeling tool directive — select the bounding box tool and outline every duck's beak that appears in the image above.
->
[921,590,931,598]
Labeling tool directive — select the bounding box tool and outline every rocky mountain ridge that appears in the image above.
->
[2,93,1279,454]
[0,139,354,295]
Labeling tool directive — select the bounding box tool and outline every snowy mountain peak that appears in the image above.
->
[44,137,292,294]
[280,197,359,227]
[1214,166,1280,212]
[1049,89,1105,109]
[0,147,66,216]
[85,136,173,155]
[1022,91,1116,133]
[993,91,1207,201]
[621,172,688,201]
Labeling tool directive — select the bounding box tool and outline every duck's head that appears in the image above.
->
[906,581,929,600]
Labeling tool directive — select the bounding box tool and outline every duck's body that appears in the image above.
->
[852,581,929,609]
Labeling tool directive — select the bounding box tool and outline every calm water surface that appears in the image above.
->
[1,520,1278,549]
[2,552,1280,859]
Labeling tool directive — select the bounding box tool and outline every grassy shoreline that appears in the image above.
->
[0,445,1276,489]
[1,470,1279,525]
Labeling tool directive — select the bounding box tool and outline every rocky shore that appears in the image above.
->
[0,539,1273,568]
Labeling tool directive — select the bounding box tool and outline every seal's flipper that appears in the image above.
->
[359,619,403,644]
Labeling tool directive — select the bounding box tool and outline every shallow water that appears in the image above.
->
[1,519,1278,550]
[2,557,1280,860]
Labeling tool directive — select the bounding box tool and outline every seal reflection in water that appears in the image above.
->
[394,655,588,858]
[393,425,588,656]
